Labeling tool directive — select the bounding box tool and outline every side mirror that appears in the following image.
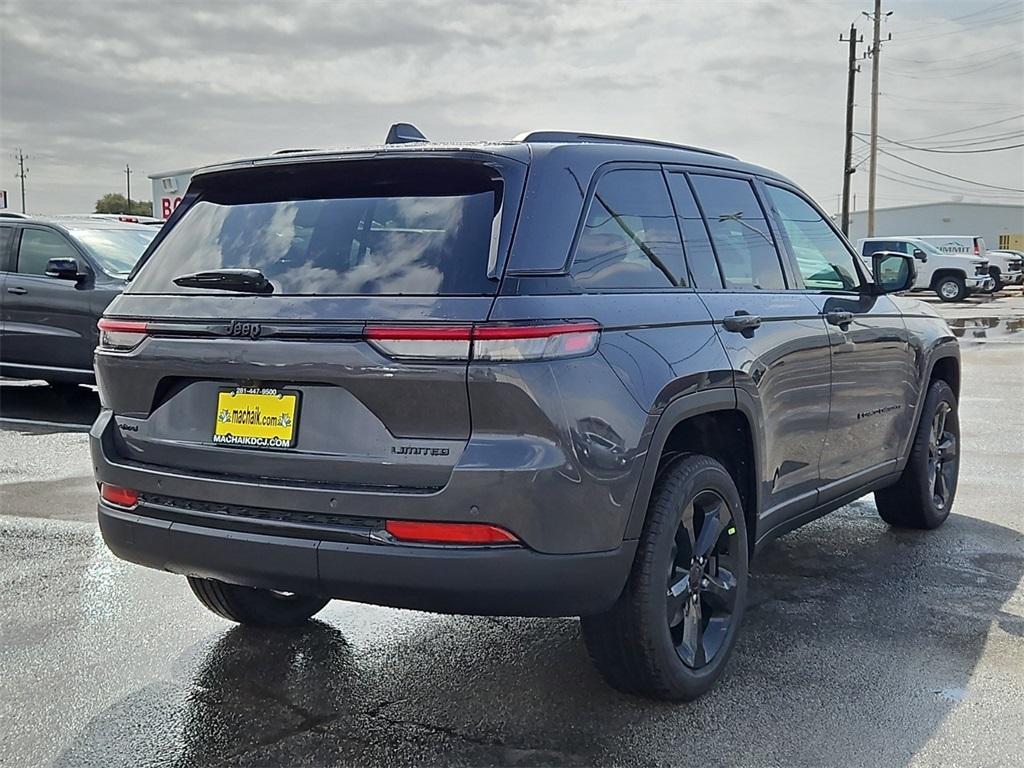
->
[45,257,83,280]
[912,248,928,262]
[871,252,916,294]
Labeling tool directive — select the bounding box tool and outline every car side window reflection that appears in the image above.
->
[689,174,786,291]
[571,169,686,289]
[17,229,79,276]
[0,227,15,272]
[765,185,861,291]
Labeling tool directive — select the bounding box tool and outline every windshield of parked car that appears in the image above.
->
[70,227,158,276]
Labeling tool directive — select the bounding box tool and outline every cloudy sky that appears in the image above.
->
[1,0,1021,216]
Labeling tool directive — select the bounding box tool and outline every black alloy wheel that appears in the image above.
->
[581,454,748,700]
[927,401,957,512]
[667,489,740,669]
[876,379,959,529]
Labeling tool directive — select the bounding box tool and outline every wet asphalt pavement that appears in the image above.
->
[1,295,1023,767]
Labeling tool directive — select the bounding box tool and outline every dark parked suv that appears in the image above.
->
[92,128,961,699]
[0,217,156,385]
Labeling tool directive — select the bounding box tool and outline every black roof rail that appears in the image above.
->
[272,148,318,155]
[513,131,736,159]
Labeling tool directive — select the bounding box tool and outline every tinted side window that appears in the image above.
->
[571,169,684,289]
[665,173,722,289]
[862,240,900,256]
[0,227,15,271]
[765,185,861,291]
[17,229,79,276]
[690,175,785,290]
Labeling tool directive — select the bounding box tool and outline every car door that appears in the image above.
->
[761,182,916,499]
[669,170,832,532]
[3,226,98,374]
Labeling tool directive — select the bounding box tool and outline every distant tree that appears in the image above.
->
[95,193,153,216]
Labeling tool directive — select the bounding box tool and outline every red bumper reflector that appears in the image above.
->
[100,483,139,508]
[385,520,519,545]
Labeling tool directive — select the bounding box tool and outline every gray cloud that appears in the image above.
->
[1,0,1021,215]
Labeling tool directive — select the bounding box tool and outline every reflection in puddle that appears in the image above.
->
[948,316,1024,342]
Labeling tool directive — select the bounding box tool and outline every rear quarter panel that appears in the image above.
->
[479,291,731,551]
[891,294,960,462]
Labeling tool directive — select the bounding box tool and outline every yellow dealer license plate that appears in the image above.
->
[213,387,300,449]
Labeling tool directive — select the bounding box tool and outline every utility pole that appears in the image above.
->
[14,148,28,213]
[125,164,132,214]
[864,2,892,236]
[839,24,862,236]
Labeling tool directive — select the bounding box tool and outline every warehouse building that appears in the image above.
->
[847,202,1024,250]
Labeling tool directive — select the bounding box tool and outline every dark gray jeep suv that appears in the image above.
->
[91,127,961,700]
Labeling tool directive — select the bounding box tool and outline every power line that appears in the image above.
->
[898,7,1024,41]
[881,92,1019,108]
[919,131,1024,149]
[895,0,1017,35]
[903,113,1024,143]
[876,167,1024,200]
[876,162,1024,199]
[888,48,1021,72]
[887,51,1021,78]
[887,39,1019,66]
[854,135,1024,192]
[855,131,1024,154]
[887,140,1024,155]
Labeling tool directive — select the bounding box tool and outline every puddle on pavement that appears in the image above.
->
[947,317,1024,342]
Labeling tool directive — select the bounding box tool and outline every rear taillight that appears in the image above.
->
[385,519,519,545]
[97,318,148,351]
[365,321,600,362]
[100,483,139,508]
[365,325,472,361]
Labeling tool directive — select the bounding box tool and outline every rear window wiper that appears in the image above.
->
[172,269,274,294]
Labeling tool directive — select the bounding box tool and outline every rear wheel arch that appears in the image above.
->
[929,353,960,400]
[624,390,762,553]
[897,349,960,473]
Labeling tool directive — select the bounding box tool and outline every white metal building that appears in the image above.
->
[148,167,198,220]
[847,202,1024,249]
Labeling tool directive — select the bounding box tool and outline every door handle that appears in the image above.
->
[824,310,854,328]
[6,286,27,295]
[722,312,762,334]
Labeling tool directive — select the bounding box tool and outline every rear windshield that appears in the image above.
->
[128,159,505,296]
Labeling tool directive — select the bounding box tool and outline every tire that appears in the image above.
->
[187,577,329,627]
[581,454,749,700]
[989,267,1004,292]
[934,275,966,302]
[875,380,959,529]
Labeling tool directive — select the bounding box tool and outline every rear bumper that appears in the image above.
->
[90,408,638,616]
[98,503,635,616]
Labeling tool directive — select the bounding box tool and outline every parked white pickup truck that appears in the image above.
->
[857,236,995,302]
[983,250,1024,290]
[914,235,1023,291]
